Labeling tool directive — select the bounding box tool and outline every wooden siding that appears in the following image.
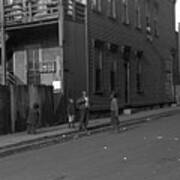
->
[87,0,176,110]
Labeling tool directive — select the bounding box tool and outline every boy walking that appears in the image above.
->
[110,92,119,132]
[77,91,89,132]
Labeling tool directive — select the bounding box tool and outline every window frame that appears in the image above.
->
[122,0,129,25]
[135,0,141,29]
[94,44,104,93]
[107,0,117,19]
[91,0,102,12]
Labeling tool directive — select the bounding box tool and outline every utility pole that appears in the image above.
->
[0,0,6,85]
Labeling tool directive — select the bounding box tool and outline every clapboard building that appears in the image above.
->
[0,0,177,114]
[87,0,177,111]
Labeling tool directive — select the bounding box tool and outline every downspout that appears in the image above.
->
[85,0,89,95]
[0,0,6,85]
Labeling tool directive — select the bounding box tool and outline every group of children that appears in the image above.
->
[26,91,119,134]
[67,91,119,132]
[67,91,89,131]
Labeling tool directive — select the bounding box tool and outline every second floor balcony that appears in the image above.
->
[4,0,60,27]
[4,0,86,28]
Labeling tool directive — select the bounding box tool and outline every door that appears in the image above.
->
[27,48,40,85]
[13,50,27,84]
[124,62,130,105]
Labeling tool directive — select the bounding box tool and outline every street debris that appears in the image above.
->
[174,137,179,141]
[122,127,127,131]
[103,146,108,150]
[143,137,147,140]
[157,136,163,140]
[146,118,151,121]
[62,134,66,138]
[123,156,128,161]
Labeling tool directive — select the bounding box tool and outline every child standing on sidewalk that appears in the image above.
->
[67,98,75,128]
[110,92,119,132]
[27,103,40,134]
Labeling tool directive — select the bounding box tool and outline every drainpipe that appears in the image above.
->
[0,0,6,85]
[58,0,64,93]
[85,0,89,95]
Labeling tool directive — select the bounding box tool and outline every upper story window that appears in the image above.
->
[107,0,116,19]
[153,1,159,37]
[91,0,102,12]
[122,0,129,24]
[135,0,141,29]
[145,0,152,42]
[67,0,74,16]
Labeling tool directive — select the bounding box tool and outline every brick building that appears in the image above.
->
[0,0,177,114]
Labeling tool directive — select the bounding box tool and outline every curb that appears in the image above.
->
[0,108,180,158]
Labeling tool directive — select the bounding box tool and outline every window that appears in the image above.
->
[107,0,116,19]
[91,0,102,12]
[0,50,1,65]
[67,0,74,16]
[153,2,159,37]
[122,0,129,24]
[136,51,143,93]
[95,47,103,92]
[135,0,141,29]
[145,0,152,41]
[110,61,117,91]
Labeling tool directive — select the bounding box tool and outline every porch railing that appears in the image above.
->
[4,0,59,25]
[4,0,86,26]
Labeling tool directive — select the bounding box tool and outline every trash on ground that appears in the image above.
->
[174,137,179,141]
[123,156,128,161]
[62,134,66,138]
[103,146,108,150]
[157,136,163,140]
[122,127,127,131]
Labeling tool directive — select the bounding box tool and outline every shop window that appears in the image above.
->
[91,0,102,12]
[107,0,116,19]
[122,0,129,24]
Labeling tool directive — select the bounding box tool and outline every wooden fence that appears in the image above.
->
[0,85,64,134]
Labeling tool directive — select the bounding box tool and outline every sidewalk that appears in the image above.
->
[0,105,180,157]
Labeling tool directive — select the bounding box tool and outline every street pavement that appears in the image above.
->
[0,110,180,179]
[0,106,180,157]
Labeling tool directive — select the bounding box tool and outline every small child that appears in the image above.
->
[110,92,119,132]
[67,98,75,128]
[27,103,40,134]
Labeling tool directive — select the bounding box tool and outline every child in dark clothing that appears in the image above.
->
[27,103,39,134]
[67,98,75,128]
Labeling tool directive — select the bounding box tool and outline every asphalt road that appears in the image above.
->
[0,113,180,180]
